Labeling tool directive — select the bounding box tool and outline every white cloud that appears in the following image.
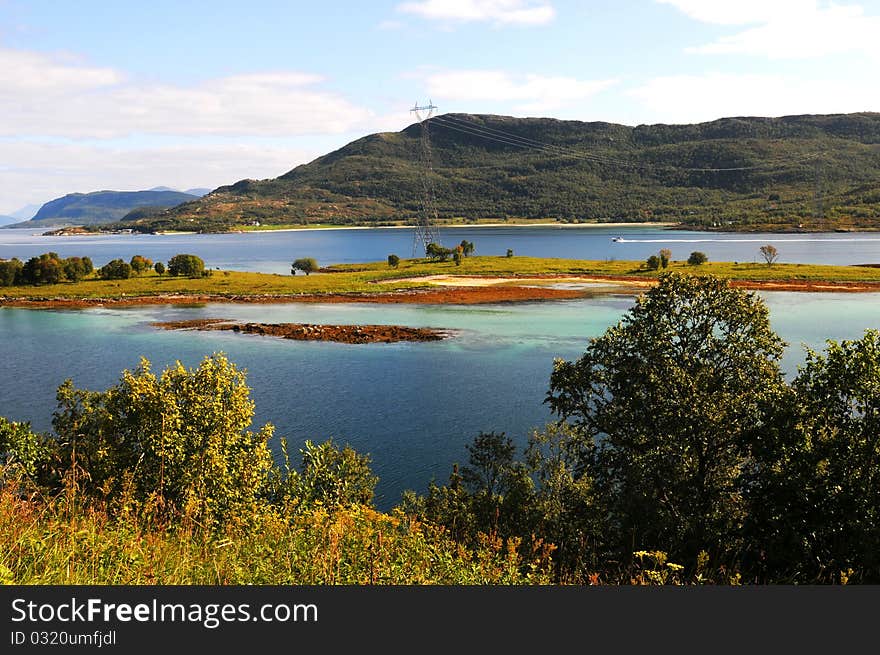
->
[658,0,880,59]
[0,48,374,139]
[628,72,880,124]
[0,47,123,93]
[425,69,617,114]
[0,141,321,215]
[398,0,555,25]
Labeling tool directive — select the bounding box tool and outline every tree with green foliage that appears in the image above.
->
[688,251,708,265]
[154,261,166,275]
[404,429,534,548]
[129,255,153,275]
[273,438,377,508]
[659,248,671,269]
[51,353,274,524]
[387,254,400,268]
[167,254,205,277]
[460,240,475,257]
[20,253,65,285]
[546,273,787,561]
[747,329,880,581]
[462,431,516,497]
[0,258,23,286]
[0,417,51,480]
[291,258,319,276]
[98,258,132,280]
[426,242,453,262]
[645,255,661,270]
[759,244,779,266]
[62,256,93,282]
[524,422,601,579]
[506,248,514,258]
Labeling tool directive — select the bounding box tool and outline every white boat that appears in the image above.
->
[611,236,623,242]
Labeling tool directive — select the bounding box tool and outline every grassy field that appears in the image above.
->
[3,256,880,301]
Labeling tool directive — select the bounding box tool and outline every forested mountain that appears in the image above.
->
[123,112,880,232]
[25,189,200,226]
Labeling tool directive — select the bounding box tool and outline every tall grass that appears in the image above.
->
[0,480,552,585]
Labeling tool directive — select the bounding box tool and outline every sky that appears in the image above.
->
[2,0,880,215]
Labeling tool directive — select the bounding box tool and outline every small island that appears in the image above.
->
[152,318,450,344]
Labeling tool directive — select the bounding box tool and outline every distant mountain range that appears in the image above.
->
[121,111,880,233]
[0,215,18,226]
[14,188,209,227]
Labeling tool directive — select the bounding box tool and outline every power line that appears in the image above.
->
[431,113,822,174]
[411,101,440,256]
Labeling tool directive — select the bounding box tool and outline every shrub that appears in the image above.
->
[51,354,274,524]
[659,248,671,269]
[688,251,708,265]
[387,254,400,268]
[291,258,319,276]
[759,244,779,265]
[0,259,23,286]
[130,255,153,275]
[20,253,65,285]
[98,258,132,280]
[506,249,514,258]
[646,255,661,270]
[167,254,205,277]
[154,261,166,275]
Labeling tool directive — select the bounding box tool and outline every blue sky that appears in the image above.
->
[2,0,879,214]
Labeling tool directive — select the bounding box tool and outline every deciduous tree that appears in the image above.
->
[546,273,787,560]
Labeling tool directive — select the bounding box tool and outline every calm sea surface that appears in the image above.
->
[3,225,880,272]
[2,226,880,508]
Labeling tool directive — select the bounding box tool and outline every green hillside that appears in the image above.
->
[124,112,880,233]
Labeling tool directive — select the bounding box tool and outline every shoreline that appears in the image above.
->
[230,221,678,234]
[5,274,880,310]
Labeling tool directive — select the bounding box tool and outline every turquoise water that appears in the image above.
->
[2,292,879,508]
[3,225,880,272]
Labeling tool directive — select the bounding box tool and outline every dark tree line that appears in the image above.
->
[0,252,206,285]
[405,274,880,583]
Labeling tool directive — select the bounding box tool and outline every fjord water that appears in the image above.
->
[2,292,879,508]
[3,225,880,271]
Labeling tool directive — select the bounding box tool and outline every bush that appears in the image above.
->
[98,259,132,280]
[291,258,319,276]
[130,255,153,275]
[759,244,779,265]
[387,254,400,268]
[0,417,50,480]
[51,354,274,524]
[659,248,671,269]
[506,249,514,258]
[154,261,166,275]
[425,243,453,262]
[646,255,661,270]
[688,251,708,265]
[274,438,378,508]
[20,253,65,285]
[0,259,23,286]
[167,254,205,277]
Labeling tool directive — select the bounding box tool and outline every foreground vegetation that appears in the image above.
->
[3,273,880,584]
[5,253,880,302]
